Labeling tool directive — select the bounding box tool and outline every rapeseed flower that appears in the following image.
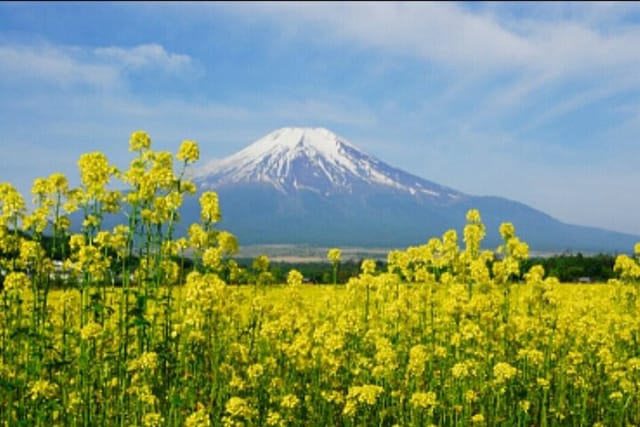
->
[202,247,221,270]
[246,363,264,380]
[80,321,102,340]
[361,259,376,275]
[29,380,58,401]
[343,384,384,416]
[327,248,341,265]
[177,140,200,164]
[410,391,437,409]
[499,223,515,240]
[225,396,256,419]
[280,394,300,409]
[142,413,164,427]
[0,182,26,222]
[2,271,30,295]
[407,345,429,377]
[78,152,111,196]
[266,411,284,427]
[287,269,303,287]
[493,362,518,383]
[471,414,485,425]
[200,191,221,224]
[129,130,151,152]
[185,407,211,427]
[188,223,209,249]
[128,352,159,372]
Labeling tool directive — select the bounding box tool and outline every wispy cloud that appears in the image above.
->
[94,44,193,73]
[233,3,640,68]
[0,43,119,88]
[0,42,195,90]
[233,2,640,117]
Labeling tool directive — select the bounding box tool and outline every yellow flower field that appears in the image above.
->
[1,132,639,426]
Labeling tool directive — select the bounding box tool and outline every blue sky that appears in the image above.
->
[1,2,640,237]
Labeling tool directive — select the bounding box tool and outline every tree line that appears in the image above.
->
[1,233,622,286]
[246,252,619,284]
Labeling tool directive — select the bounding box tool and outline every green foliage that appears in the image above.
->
[522,253,616,282]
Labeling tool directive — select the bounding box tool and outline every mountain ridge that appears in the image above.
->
[184,127,638,253]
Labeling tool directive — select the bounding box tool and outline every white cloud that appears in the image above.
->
[236,2,640,110]
[0,44,119,88]
[235,2,532,70]
[0,42,194,89]
[94,43,193,73]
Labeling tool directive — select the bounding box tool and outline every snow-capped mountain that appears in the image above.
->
[182,127,639,252]
[195,127,460,200]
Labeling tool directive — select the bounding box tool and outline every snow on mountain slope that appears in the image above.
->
[177,127,640,252]
[195,127,462,200]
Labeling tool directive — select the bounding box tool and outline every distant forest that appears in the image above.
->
[242,252,619,285]
[4,234,621,286]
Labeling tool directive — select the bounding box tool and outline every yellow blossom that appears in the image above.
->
[129,130,151,152]
[202,247,222,270]
[31,177,51,200]
[281,394,300,409]
[499,222,515,240]
[247,363,264,380]
[471,413,485,425]
[142,412,164,427]
[327,248,341,265]
[493,362,518,383]
[80,321,103,340]
[361,259,376,275]
[609,391,623,402]
[177,140,200,164]
[2,272,31,295]
[78,152,111,195]
[451,360,476,379]
[29,380,58,400]
[200,191,221,224]
[0,182,26,222]
[217,231,239,255]
[48,172,69,192]
[188,223,209,249]
[407,345,429,377]
[464,390,478,403]
[181,180,197,194]
[348,384,384,406]
[185,407,211,427]
[287,269,303,287]
[225,396,256,420]
[410,391,437,409]
[466,209,482,223]
[127,351,159,372]
[266,411,284,427]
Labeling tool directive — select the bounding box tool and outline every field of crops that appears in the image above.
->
[1,132,640,426]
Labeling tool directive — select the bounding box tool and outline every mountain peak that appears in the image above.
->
[235,127,356,165]
[195,127,461,199]
[259,127,347,149]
